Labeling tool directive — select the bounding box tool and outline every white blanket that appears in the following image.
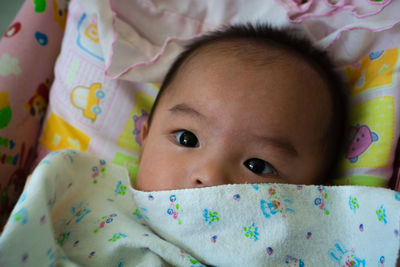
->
[0,150,399,266]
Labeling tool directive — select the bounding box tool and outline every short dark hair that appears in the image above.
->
[147,23,348,181]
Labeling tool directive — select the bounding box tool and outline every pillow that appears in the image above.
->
[34,0,400,191]
[334,47,400,187]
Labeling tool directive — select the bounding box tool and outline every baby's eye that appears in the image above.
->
[244,158,276,175]
[175,130,199,148]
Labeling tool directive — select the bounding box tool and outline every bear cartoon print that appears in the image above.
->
[346,124,378,163]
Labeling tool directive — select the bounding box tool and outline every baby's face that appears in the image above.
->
[136,43,332,191]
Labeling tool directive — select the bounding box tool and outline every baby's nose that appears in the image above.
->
[189,160,231,188]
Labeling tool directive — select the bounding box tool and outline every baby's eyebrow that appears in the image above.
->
[169,103,298,157]
[169,103,206,120]
[255,135,298,157]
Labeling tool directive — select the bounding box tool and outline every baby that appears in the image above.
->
[12,25,400,267]
[136,23,347,191]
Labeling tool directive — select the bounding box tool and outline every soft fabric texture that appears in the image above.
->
[79,0,400,82]
[1,151,399,266]
[2,0,400,230]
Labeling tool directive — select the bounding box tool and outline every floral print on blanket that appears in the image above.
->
[260,185,295,219]
[0,151,399,266]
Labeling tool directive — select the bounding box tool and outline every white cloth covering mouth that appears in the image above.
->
[0,150,399,266]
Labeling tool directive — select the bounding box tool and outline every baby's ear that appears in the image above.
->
[139,120,149,159]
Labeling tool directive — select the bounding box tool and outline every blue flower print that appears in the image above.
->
[108,232,127,242]
[244,222,259,242]
[167,195,183,224]
[48,149,77,163]
[376,205,387,224]
[66,201,91,225]
[114,180,127,196]
[133,208,149,221]
[203,209,219,225]
[348,196,359,213]
[314,186,330,215]
[285,255,304,267]
[252,184,260,191]
[46,248,56,267]
[16,192,27,205]
[94,213,118,233]
[91,159,106,184]
[378,256,385,266]
[233,194,240,201]
[12,207,28,225]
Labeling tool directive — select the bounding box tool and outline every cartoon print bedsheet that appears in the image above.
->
[0,0,67,225]
[0,151,399,266]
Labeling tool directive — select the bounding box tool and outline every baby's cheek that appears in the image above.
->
[136,147,181,191]
[304,154,329,184]
[135,151,160,190]
[285,153,326,185]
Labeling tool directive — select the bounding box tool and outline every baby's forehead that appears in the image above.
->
[174,40,331,96]
[181,39,299,71]
[168,42,332,120]
[174,40,328,93]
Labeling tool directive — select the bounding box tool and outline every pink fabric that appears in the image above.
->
[74,0,400,85]
[78,0,291,83]
[0,0,65,225]
[278,0,393,22]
